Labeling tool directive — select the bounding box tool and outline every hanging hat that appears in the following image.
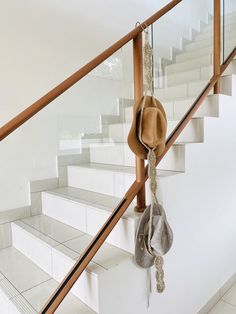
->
[135,202,173,269]
[127,95,167,160]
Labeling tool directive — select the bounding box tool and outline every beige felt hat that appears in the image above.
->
[127,95,167,160]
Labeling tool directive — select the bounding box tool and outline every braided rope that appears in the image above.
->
[138,29,165,293]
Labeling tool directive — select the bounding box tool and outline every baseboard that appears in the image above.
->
[0,206,31,249]
[30,177,59,216]
[197,273,236,314]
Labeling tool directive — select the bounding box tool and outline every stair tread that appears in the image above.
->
[13,215,133,274]
[69,162,182,177]
[0,246,95,313]
[45,186,140,220]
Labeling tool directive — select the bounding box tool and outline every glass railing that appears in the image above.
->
[152,0,214,121]
[0,42,136,313]
[222,0,236,62]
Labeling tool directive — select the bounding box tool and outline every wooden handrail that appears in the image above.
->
[0,0,182,142]
[40,47,236,314]
[133,32,146,212]
[214,0,221,93]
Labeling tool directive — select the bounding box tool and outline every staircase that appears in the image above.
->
[0,8,236,314]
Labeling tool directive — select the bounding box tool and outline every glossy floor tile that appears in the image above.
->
[50,186,109,204]
[22,278,95,313]
[223,283,236,306]
[22,214,84,243]
[0,247,95,313]
[208,300,236,314]
[0,247,50,293]
[64,234,132,270]
[208,283,236,314]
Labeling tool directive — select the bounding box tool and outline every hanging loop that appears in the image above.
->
[135,21,149,33]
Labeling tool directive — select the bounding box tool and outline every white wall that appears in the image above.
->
[153,0,213,58]
[152,93,236,314]
[0,0,216,211]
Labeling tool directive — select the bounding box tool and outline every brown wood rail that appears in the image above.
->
[40,47,236,314]
[133,32,146,212]
[214,0,221,93]
[0,0,182,142]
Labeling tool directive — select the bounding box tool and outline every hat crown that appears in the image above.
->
[128,96,167,160]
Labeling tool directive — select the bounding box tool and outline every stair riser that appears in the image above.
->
[223,60,236,76]
[68,166,134,198]
[166,55,212,75]
[185,38,235,53]
[221,75,236,97]
[166,66,212,87]
[202,20,236,34]
[154,80,209,101]
[165,60,235,88]
[125,93,223,122]
[41,192,136,254]
[108,119,204,144]
[195,28,236,42]
[176,48,213,63]
[89,144,185,171]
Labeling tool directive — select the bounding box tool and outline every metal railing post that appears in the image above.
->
[214,0,221,93]
[133,32,146,213]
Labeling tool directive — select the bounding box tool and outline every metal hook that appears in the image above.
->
[135,21,148,33]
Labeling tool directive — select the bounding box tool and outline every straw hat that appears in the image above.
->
[127,95,167,160]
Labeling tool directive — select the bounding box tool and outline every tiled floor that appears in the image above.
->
[0,247,95,313]
[208,283,236,313]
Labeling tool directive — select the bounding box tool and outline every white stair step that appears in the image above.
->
[221,74,236,97]
[154,80,210,101]
[173,95,219,120]
[202,19,236,34]
[176,48,213,63]
[166,55,212,74]
[90,142,186,171]
[41,187,139,253]
[108,118,204,144]
[11,217,140,313]
[67,163,180,198]
[223,59,236,76]
[165,65,212,87]
[0,247,94,313]
[125,94,221,122]
[165,59,236,88]
[195,26,236,42]
[185,38,235,53]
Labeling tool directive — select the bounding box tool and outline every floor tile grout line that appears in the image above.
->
[0,266,50,312]
[15,278,54,313]
[221,299,236,308]
[20,277,53,295]
[48,191,117,209]
[19,218,83,246]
